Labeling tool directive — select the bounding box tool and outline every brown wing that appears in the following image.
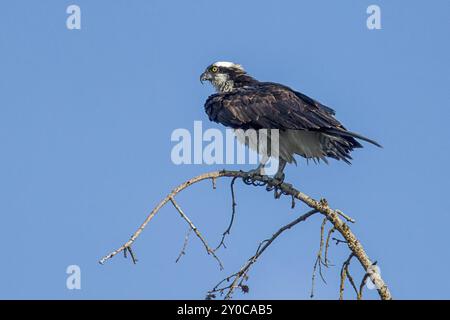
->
[204,83,342,131]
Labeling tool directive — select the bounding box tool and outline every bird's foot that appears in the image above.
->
[273,172,285,184]
[265,173,286,197]
[247,167,263,177]
[242,167,267,186]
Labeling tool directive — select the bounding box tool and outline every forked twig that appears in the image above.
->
[169,197,223,270]
[208,209,319,299]
[339,253,359,299]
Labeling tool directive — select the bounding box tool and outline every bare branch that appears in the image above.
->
[99,170,392,300]
[339,253,353,300]
[175,227,192,263]
[335,209,356,223]
[310,217,328,298]
[123,246,138,264]
[324,226,336,266]
[332,237,348,245]
[169,197,223,270]
[339,253,360,300]
[214,177,238,251]
[208,209,319,299]
[359,267,373,300]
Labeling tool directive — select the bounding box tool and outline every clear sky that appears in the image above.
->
[0,0,449,299]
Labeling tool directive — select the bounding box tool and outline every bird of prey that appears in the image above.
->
[200,61,381,181]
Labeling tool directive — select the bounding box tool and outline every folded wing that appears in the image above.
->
[204,83,342,131]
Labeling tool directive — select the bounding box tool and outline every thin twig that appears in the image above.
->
[335,209,356,223]
[310,217,328,298]
[332,237,348,245]
[324,226,336,266]
[339,253,358,299]
[208,209,319,300]
[359,271,371,300]
[126,246,138,264]
[359,261,380,300]
[175,228,192,263]
[169,197,223,270]
[345,264,360,299]
[214,177,238,251]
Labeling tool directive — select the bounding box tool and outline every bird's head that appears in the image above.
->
[200,61,248,93]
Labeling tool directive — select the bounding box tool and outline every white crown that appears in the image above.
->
[212,61,244,71]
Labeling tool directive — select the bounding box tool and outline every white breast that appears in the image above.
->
[234,129,327,163]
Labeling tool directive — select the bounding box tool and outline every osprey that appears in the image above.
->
[200,61,381,181]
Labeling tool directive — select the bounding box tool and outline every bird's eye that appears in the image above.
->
[210,66,218,73]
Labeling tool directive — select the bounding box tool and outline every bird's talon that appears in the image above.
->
[273,173,285,185]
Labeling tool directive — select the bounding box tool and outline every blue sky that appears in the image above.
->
[0,0,449,299]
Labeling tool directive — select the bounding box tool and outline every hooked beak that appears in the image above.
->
[200,71,212,84]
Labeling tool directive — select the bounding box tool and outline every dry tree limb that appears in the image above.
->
[332,237,348,245]
[359,270,371,300]
[335,209,356,223]
[123,246,138,264]
[324,226,336,266]
[340,253,353,300]
[358,261,380,300]
[310,217,328,298]
[98,171,223,266]
[339,253,360,300]
[99,170,392,300]
[345,262,360,299]
[214,177,238,251]
[169,197,223,270]
[175,227,192,263]
[207,209,319,300]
